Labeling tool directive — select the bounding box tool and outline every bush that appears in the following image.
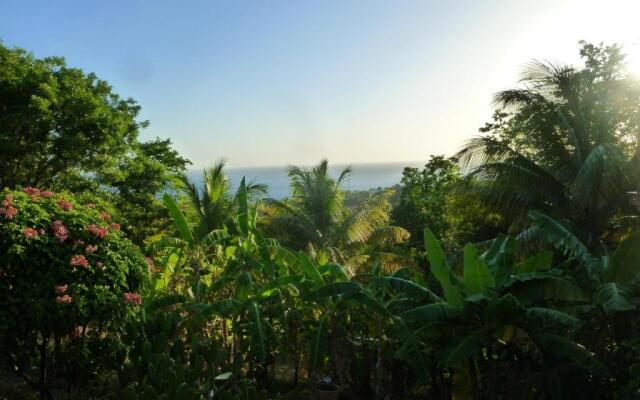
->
[0,187,148,399]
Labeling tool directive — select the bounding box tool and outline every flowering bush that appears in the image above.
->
[0,188,148,397]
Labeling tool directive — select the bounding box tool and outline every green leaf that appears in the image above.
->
[310,314,329,375]
[162,194,194,245]
[443,328,490,367]
[248,301,267,361]
[463,244,495,295]
[482,234,515,285]
[237,177,249,236]
[605,233,640,284]
[370,276,441,302]
[514,251,552,274]
[400,303,461,326]
[305,281,363,301]
[528,210,590,265]
[595,282,635,314]
[534,334,605,374]
[526,307,580,328]
[424,228,463,306]
[297,252,325,285]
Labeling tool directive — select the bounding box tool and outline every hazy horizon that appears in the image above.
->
[2,0,639,168]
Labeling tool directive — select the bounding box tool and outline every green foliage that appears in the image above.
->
[459,42,640,248]
[267,159,409,274]
[0,188,147,398]
[0,43,190,244]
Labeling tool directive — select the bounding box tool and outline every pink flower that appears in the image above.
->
[51,220,69,242]
[40,190,55,198]
[85,244,98,254]
[23,187,40,197]
[100,211,111,221]
[55,285,68,294]
[23,228,38,239]
[56,199,73,211]
[56,294,72,304]
[70,254,89,268]
[2,194,13,207]
[0,206,18,219]
[123,292,142,305]
[109,223,120,231]
[87,224,108,238]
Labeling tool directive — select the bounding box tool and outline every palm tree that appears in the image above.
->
[268,159,409,273]
[158,160,266,285]
[176,159,267,241]
[457,43,640,249]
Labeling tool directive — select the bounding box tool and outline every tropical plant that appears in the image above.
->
[268,159,409,273]
[457,42,640,249]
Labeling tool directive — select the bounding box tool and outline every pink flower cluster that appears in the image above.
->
[56,294,72,304]
[23,228,38,239]
[123,292,142,305]
[40,190,54,198]
[70,254,89,268]
[100,211,111,221]
[55,284,68,294]
[109,223,120,231]
[23,187,40,197]
[87,224,108,238]
[2,194,14,207]
[51,220,69,242]
[0,206,18,219]
[0,194,17,219]
[56,198,73,211]
[85,244,98,254]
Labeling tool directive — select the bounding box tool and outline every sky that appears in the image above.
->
[1,0,640,168]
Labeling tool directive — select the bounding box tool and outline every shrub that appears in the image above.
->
[0,188,147,399]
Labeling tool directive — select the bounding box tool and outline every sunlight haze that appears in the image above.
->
[1,0,639,167]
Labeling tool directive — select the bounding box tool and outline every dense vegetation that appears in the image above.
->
[2,41,640,399]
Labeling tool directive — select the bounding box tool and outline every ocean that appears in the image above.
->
[186,161,423,199]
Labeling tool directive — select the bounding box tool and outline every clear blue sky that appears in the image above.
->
[1,0,639,167]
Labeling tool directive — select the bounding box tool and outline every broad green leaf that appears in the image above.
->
[526,307,580,328]
[297,251,324,285]
[528,210,590,265]
[514,251,553,274]
[482,234,515,285]
[248,301,267,361]
[424,228,463,306]
[400,303,461,326]
[370,276,441,302]
[310,315,329,375]
[534,334,605,374]
[463,244,495,295]
[443,328,490,367]
[305,281,363,301]
[595,282,635,314]
[162,194,194,245]
[605,233,640,284]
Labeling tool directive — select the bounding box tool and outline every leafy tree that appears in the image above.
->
[268,159,409,273]
[458,42,640,249]
[0,43,190,244]
[393,156,459,248]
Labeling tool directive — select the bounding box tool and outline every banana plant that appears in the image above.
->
[382,228,596,398]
